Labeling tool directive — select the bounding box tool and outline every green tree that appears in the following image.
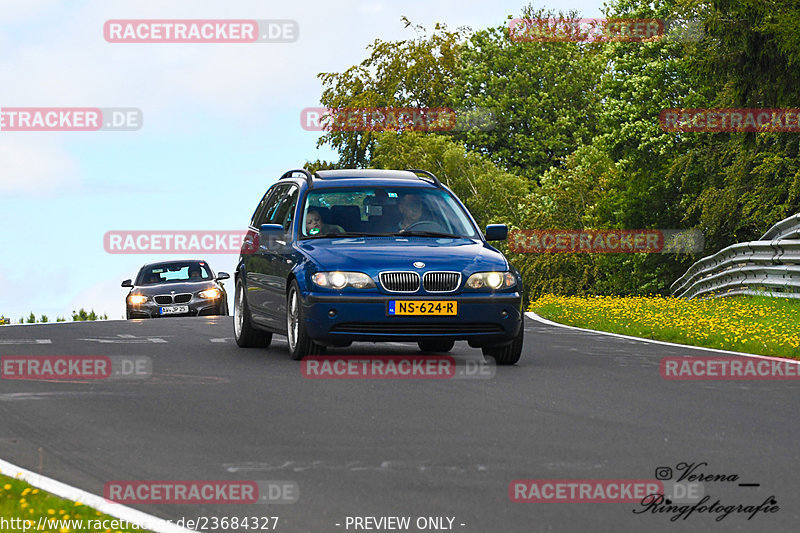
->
[370,131,529,228]
[303,159,342,173]
[660,0,800,248]
[26,312,35,324]
[317,18,466,167]
[451,6,606,181]
[71,309,106,321]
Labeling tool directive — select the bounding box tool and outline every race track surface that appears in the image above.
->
[0,317,797,532]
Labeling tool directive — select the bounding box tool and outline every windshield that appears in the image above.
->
[136,262,213,285]
[300,187,479,239]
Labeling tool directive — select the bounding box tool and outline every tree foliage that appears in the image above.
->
[312,0,800,297]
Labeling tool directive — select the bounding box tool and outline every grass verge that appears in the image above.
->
[1,473,152,532]
[529,294,800,360]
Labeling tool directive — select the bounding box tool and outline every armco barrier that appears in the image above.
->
[671,213,800,300]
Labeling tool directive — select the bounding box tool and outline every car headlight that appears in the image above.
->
[312,271,375,289]
[199,288,221,299]
[128,294,148,305]
[465,271,516,290]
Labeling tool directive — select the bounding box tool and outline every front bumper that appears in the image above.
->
[302,292,523,346]
[127,299,225,319]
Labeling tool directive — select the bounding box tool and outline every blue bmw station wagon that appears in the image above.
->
[233,168,524,364]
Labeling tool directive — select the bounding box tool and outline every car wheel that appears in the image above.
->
[126,309,132,320]
[233,278,272,348]
[286,280,325,360]
[418,340,455,352]
[482,322,523,365]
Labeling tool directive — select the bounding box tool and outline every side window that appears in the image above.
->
[250,189,274,228]
[255,185,289,228]
[270,187,299,232]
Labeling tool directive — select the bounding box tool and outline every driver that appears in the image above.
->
[397,192,432,231]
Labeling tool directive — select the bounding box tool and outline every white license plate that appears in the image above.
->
[160,305,189,315]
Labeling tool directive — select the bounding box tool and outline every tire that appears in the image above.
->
[482,321,523,365]
[286,280,325,360]
[233,278,272,348]
[126,309,132,320]
[417,340,455,352]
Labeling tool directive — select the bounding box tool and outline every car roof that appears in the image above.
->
[278,168,444,190]
[315,169,420,180]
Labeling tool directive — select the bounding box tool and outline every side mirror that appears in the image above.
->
[485,224,508,241]
[260,223,288,249]
[121,279,133,288]
[216,272,231,281]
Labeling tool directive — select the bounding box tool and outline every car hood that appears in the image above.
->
[297,236,508,274]
[132,281,217,295]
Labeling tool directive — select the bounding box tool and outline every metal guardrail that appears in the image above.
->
[671,213,800,299]
[761,213,800,240]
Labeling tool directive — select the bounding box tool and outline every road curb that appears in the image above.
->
[0,458,193,533]
[525,311,800,364]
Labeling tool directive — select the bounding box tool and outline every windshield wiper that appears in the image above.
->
[394,231,463,239]
[305,232,385,239]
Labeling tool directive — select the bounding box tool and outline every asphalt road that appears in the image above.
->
[0,317,797,533]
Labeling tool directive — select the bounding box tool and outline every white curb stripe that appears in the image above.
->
[0,320,128,327]
[525,311,800,364]
[0,458,194,533]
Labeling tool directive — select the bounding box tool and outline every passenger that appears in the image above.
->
[306,207,344,235]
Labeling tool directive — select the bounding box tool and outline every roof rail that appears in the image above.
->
[280,168,314,188]
[405,168,443,188]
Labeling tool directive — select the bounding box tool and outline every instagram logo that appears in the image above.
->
[655,467,673,480]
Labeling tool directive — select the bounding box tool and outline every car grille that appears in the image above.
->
[331,323,504,334]
[423,272,460,292]
[154,294,192,305]
[380,272,420,292]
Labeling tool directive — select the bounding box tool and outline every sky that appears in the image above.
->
[0,0,605,321]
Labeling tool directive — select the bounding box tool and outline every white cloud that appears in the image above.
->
[0,0,61,23]
[0,135,78,193]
